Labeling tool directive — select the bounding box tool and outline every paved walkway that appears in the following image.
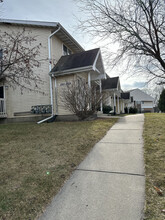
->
[39,114,145,220]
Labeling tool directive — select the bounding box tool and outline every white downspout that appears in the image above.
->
[48,26,61,116]
[37,26,61,124]
[100,79,103,112]
[54,77,58,115]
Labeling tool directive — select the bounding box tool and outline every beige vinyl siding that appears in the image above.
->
[51,35,64,65]
[76,72,88,81]
[53,72,88,115]
[51,36,74,65]
[56,75,75,115]
[141,101,154,107]
[0,23,89,118]
[0,24,53,118]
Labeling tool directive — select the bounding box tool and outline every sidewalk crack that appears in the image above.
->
[76,168,145,177]
[99,142,143,144]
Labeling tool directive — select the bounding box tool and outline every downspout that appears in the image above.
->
[37,26,61,124]
[48,26,61,116]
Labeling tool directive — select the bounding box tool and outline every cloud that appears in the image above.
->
[122,81,146,90]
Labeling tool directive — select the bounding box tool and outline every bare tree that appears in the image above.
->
[61,78,103,120]
[76,0,165,84]
[0,29,42,91]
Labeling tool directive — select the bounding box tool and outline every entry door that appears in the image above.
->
[0,86,4,98]
[0,86,5,114]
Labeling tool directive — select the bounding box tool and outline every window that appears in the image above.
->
[0,49,3,74]
[0,49,3,60]
[0,86,4,99]
[63,45,72,56]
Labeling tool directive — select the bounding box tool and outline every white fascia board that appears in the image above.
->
[99,50,106,77]
[95,68,101,74]
[0,18,58,27]
[51,65,93,77]
[107,88,117,91]
[58,24,84,52]
[93,49,101,71]
[92,49,106,80]
[0,19,84,52]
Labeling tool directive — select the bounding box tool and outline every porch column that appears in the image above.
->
[109,95,112,106]
[121,100,123,113]
[123,102,125,113]
[88,72,91,88]
[54,77,58,115]
[114,92,116,114]
[117,96,120,113]
[100,79,103,112]
[87,72,91,109]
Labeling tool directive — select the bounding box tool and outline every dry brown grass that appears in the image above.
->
[143,113,165,220]
[0,118,117,220]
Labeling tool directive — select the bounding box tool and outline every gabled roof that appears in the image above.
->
[51,48,103,76]
[0,19,84,53]
[101,77,119,90]
[128,88,154,101]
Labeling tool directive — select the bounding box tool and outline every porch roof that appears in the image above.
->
[121,92,130,100]
[101,77,119,90]
[50,48,105,77]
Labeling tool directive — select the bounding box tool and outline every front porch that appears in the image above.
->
[105,92,125,114]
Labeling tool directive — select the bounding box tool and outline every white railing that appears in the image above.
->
[0,98,6,117]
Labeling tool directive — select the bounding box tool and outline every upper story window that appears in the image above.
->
[0,49,3,74]
[0,86,4,99]
[63,45,72,56]
[0,49,3,60]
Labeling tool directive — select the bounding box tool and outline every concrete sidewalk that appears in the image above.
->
[38,114,145,220]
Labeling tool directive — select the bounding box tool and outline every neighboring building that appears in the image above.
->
[101,77,131,114]
[121,92,132,111]
[0,19,106,123]
[128,88,154,113]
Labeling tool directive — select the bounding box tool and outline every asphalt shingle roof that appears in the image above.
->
[51,48,100,73]
[101,77,119,90]
[121,92,130,99]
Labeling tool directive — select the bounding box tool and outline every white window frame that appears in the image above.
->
[62,44,72,56]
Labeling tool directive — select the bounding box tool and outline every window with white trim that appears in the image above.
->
[0,49,3,74]
[63,44,72,56]
[0,86,4,98]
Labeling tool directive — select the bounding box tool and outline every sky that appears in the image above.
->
[0,0,150,91]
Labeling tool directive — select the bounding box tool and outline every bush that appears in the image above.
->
[158,89,165,112]
[61,78,103,120]
[129,107,138,114]
[103,105,112,114]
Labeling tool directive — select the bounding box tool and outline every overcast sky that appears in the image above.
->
[1,0,148,90]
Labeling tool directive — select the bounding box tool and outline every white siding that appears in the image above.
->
[141,101,154,109]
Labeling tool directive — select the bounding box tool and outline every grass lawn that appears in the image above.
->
[143,113,165,220]
[0,118,117,220]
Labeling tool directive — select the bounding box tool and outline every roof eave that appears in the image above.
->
[51,65,94,77]
[0,19,84,53]
[58,24,84,52]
